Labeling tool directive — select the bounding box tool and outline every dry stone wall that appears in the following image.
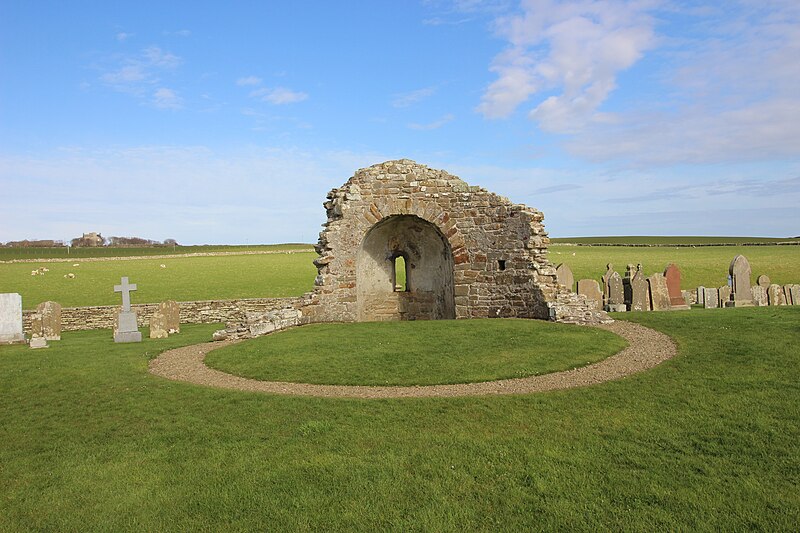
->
[302,160,608,325]
[22,297,304,333]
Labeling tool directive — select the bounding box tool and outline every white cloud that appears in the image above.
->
[152,88,182,109]
[236,76,262,86]
[99,46,183,101]
[392,86,437,108]
[477,0,656,132]
[143,46,181,68]
[250,87,308,105]
[564,1,800,165]
[116,32,133,42]
[408,113,455,130]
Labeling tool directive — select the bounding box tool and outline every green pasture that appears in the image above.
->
[0,253,317,309]
[1,308,798,530]
[2,241,798,309]
[206,319,626,386]
[549,244,800,289]
[550,236,798,245]
[0,243,312,260]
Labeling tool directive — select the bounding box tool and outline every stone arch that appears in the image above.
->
[357,214,455,321]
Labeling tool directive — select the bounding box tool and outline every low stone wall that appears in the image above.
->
[21,297,305,333]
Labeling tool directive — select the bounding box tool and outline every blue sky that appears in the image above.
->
[1,0,798,244]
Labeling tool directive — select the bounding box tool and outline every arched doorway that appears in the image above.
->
[357,215,455,321]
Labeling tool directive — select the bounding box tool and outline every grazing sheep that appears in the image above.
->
[64,273,76,279]
[72,263,80,267]
[31,270,38,276]
[160,264,166,268]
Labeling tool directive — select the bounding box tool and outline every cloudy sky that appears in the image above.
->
[1,0,798,244]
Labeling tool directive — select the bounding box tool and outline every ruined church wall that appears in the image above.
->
[302,160,567,323]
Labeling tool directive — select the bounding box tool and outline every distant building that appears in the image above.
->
[71,232,105,247]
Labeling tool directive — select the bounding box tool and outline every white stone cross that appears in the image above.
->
[114,276,137,312]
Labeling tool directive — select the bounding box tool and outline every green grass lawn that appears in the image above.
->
[0,252,318,308]
[550,244,800,289]
[206,319,627,386]
[1,308,798,531]
[0,243,313,260]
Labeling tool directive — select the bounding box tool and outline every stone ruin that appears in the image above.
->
[299,160,609,326]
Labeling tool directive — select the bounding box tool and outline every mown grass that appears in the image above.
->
[551,236,798,245]
[0,253,318,308]
[206,319,626,386]
[1,309,799,531]
[550,244,800,289]
[0,243,313,260]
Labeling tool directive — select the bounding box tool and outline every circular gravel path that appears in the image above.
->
[148,321,676,399]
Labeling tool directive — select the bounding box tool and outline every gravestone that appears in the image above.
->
[159,300,181,334]
[628,271,649,312]
[727,255,753,307]
[623,264,636,309]
[681,290,694,306]
[756,274,771,288]
[555,263,575,291]
[149,312,169,339]
[767,284,786,306]
[0,293,25,344]
[29,335,48,349]
[704,287,719,309]
[601,264,614,302]
[788,285,800,306]
[577,279,603,310]
[751,285,768,306]
[605,271,626,312]
[696,286,705,305]
[647,273,672,311]
[36,301,61,341]
[719,285,732,306]
[664,263,690,310]
[113,277,142,343]
[783,285,794,306]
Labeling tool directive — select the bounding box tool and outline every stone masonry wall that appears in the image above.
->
[302,160,608,325]
[22,297,304,333]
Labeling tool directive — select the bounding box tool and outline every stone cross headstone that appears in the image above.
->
[728,255,753,307]
[703,287,719,309]
[36,301,61,340]
[756,274,771,288]
[647,273,672,311]
[577,279,603,310]
[555,263,575,292]
[149,312,169,339]
[664,263,690,310]
[159,300,181,334]
[605,271,626,312]
[718,285,732,306]
[0,293,25,344]
[751,285,768,306]
[113,277,142,343]
[696,286,705,305]
[768,284,786,306]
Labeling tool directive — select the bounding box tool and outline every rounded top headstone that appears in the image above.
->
[757,274,771,287]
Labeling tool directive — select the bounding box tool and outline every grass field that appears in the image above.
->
[549,244,800,289]
[550,236,799,245]
[0,243,312,260]
[205,319,626,386]
[1,308,798,530]
[2,245,798,309]
[0,252,318,308]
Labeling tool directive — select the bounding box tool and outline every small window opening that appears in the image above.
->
[498,259,507,271]
[393,255,408,291]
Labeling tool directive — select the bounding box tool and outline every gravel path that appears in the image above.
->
[148,321,676,399]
